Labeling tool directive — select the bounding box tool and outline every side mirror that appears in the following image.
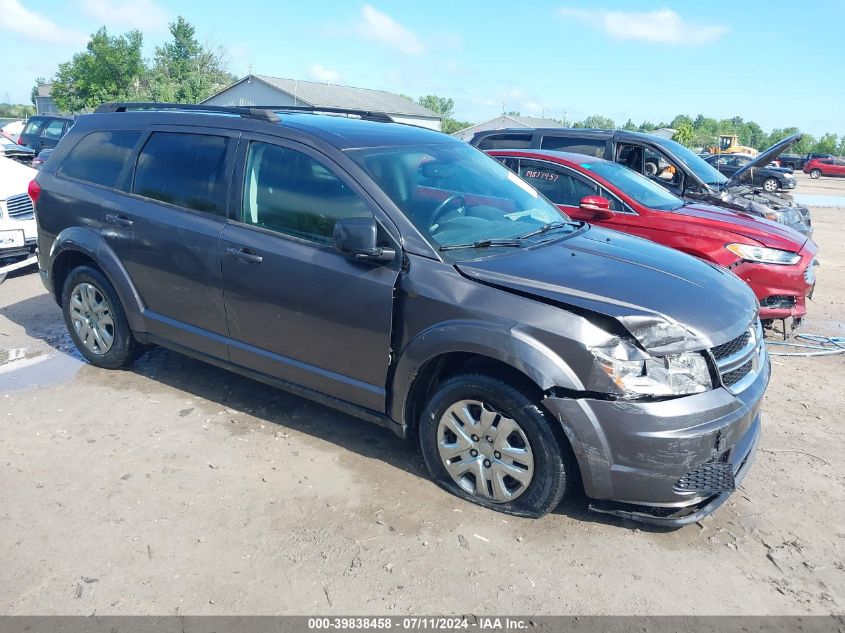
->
[579,195,615,220]
[333,217,396,264]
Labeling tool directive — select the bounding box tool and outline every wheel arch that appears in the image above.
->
[49,227,146,332]
[390,321,584,437]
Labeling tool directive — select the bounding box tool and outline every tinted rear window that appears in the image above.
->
[59,130,142,188]
[21,119,44,136]
[133,132,229,215]
[475,133,533,150]
[539,136,605,158]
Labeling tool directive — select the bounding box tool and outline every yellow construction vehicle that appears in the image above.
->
[707,134,758,156]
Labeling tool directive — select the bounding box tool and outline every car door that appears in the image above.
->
[220,136,401,412]
[831,159,845,176]
[515,159,629,231]
[101,127,237,360]
[18,117,44,149]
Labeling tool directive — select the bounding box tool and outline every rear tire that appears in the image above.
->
[810,169,821,179]
[419,373,572,518]
[762,177,779,193]
[61,266,145,369]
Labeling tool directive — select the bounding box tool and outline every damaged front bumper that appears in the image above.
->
[542,349,769,526]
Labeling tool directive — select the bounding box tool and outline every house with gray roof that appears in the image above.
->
[200,74,441,130]
[452,115,564,141]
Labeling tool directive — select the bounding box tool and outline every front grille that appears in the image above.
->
[674,462,735,493]
[710,320,763,395]
[5,193,34,220]
[711,331,750,361]
[722,359,753,387]
[760,295,797,309]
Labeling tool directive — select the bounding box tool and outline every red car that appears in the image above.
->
[488,149,817,328]
[803,157,845,178]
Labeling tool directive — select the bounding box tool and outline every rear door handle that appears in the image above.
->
[105,213,133,227]
[226,247,263,264]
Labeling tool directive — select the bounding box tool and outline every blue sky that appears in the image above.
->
[0,0,842,136]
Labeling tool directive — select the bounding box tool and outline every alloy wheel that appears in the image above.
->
[69,282,115,355]
[436,399,534,503]
[763,179,778,192]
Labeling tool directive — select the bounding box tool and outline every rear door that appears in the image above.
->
[831,159,845,176]
[220,135,400,411]
[101,127,237,359]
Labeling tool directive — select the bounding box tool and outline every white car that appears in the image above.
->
[0,155,37,282]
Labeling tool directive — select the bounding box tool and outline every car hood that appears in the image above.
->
[673,203,807,250]
[0,155,36,200]
[456,225,758,354]
[727,133,802,187]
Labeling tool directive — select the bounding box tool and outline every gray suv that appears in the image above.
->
[33,103,769,525]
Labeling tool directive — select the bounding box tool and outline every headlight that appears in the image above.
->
[726,243,801,265]
[591,342,712,397]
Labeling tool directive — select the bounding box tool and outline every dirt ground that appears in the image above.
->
[1,177,843,616]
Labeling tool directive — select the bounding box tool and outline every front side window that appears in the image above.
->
[581,160,685,211]
[41,120,66,139]
[133,132,229,215]
[242,142,371,244]
[540,136,605,158]
[59,130,141,188]
[348,143,569,251]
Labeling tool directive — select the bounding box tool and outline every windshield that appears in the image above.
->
[347,143,570,250]
[657,138,728,188]
[584,160,684,211]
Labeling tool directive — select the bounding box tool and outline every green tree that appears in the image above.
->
[622,118,637,131]
[413,95,471,134]
[582,114,615,129]
[673,122,695,147]
[815,133,839,154]
[670,114,693,129]
[504,110,521,117]
[146,16,235,103]
[638,121,656,132]
[51,27,146,112]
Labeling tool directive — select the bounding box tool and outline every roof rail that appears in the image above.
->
[94,102,281,123]
[249,105,395,123]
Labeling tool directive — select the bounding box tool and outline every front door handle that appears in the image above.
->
[226,247,263,264]
[105,213,133,227]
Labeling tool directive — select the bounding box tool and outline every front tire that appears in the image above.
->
[419,373,573,518]
[61,266,145,369]
[762,177,779,192]
[810,169,821,179]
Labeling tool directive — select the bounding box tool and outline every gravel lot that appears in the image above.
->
[1,177,843,615]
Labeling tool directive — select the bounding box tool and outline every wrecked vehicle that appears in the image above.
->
[0,156,38,283]
[488,149,817,330]
[471,129,813,238]
[33,103,768,525]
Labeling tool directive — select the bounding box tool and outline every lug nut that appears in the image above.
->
[494,451,501,459]
[483,459,491,468]
[470,449,478,457]
[471,434,479,442]
[486,436,494,443]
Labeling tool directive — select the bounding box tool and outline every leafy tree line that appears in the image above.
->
[572,113,844,156]
[43,17,235,113]
[0,103,35,119]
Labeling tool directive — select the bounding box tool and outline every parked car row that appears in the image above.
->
[26,102,803,527]
[778,152,835,171]
[704,153,795,193]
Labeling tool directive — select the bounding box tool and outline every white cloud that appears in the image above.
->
[559,7,728,45]
[309,64,340,83]
[356,4,424,55]
[0,0,86,44]
[80,0,169,32]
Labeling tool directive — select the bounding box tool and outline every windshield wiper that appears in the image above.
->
[516,221,572,240]
[439,239,523,251]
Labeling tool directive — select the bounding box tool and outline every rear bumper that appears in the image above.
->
[542,351,769,524]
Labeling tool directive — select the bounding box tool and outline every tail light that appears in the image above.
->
[28,179,41,206]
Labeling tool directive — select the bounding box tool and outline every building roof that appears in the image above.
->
[203,75,440,119]
[452,114,564,136]
[36,83,53,98]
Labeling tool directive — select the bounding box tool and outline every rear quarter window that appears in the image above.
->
[58,130,142,188]
[475,133,533,150]
[132,132,229,215]
[21,119,44,136]
[539,136,606,158]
